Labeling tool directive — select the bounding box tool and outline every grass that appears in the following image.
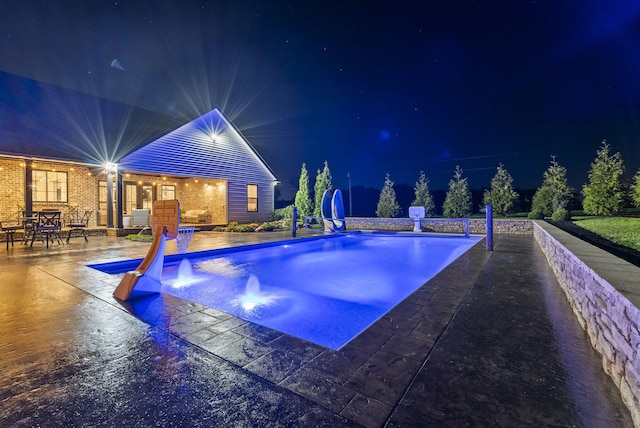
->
[125,233,154,242]
[572,216,640,252]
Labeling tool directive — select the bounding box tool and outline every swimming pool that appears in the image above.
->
[93,232,481,349]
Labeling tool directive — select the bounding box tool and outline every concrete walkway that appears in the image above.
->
[0,231,634,427]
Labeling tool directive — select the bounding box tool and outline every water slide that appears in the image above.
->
[321,190,334,232]
[331,189,346,231]
[320,189,346,232]
[113,200,180,301]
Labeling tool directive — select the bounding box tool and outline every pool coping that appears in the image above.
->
[77,233,490,427]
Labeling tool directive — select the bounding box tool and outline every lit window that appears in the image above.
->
[247,184,258,212]
[161,185,176,200]
[33,170,68,202]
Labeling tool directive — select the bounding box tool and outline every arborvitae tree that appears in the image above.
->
[411,171,435,217]
[531,156,573,217]
[376,173,401,218]
[582,140,625,215]
[294,163,313,217]
[483,163,519,217]
[443,165,472,217]
[313,161,333,218]
[632,170,640,208]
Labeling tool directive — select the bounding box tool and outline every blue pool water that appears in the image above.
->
[93,233,480,349]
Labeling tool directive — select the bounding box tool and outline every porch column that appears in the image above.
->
[24,160,33,214]
[116,171,123,228]
[106,173,114,228]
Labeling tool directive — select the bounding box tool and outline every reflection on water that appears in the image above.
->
[161,234,480,349]
[538,250,634,427]
[231,274,281,313]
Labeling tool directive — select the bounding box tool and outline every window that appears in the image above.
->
[124,183,138,214]
[142,185,154,210]
[247,184,258,212]
[161,185,176,200]
[32,170,67,202]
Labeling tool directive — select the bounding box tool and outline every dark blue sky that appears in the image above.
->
[2,0,640,199]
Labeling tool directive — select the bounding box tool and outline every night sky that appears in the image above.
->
[2,0,640,201]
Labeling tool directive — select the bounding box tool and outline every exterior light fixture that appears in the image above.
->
[104,162,118,173]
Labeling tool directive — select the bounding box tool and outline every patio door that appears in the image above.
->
[142,185,154,211]
[124,183,138,214]
[98,181,117,226]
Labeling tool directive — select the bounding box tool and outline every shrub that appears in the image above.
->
[256,222,278,232]
[551,208,570,221]
[272,205,293,221]
[376,173,401,218]
[227,223,257,232]
[582,140,625,215]
[528,210,544,219]
[531,157,573,216]
[483,163,519,217]
[443,166,472,217]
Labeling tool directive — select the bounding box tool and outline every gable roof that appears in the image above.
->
[119,108,278,181]
[0,71,181,165]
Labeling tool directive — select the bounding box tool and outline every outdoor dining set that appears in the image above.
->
[0,209,92,250]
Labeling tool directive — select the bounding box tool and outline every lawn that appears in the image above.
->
[572,216,640,252]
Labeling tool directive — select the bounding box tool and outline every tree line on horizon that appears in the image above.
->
[279,140,640,220]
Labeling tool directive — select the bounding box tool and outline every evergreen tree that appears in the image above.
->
[376,173,401,218]
[443,165,472,217]
[531,156,572,216]
[632,170,640,208]
[313,161,333,218]
[483,163,519,217]
[582,140,625,215]
[294,163,313,217]
[411,171,435,217]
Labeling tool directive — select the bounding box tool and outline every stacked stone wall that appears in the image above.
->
[345,217,533,235]
[534,222,640,425]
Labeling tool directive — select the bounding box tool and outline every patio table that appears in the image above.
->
[1,221,24,250]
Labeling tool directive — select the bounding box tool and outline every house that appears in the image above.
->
[0,71,278,228]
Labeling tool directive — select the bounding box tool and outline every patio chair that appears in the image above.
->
[66,210,93,243]
[30,211,63,248]
[20,211,36,243]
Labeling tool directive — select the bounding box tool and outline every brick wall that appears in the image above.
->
[534,222,640,425]
[0,158,99,226]
[0,157,231,227]
[0,158,25,221]
[178,178,227,224]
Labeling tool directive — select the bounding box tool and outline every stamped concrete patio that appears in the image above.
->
[0,230,634,427]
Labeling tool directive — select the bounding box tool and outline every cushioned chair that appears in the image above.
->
[67,210,93,243]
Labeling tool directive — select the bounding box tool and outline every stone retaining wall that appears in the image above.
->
[533,222,640,425]
[345,217,533,235]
